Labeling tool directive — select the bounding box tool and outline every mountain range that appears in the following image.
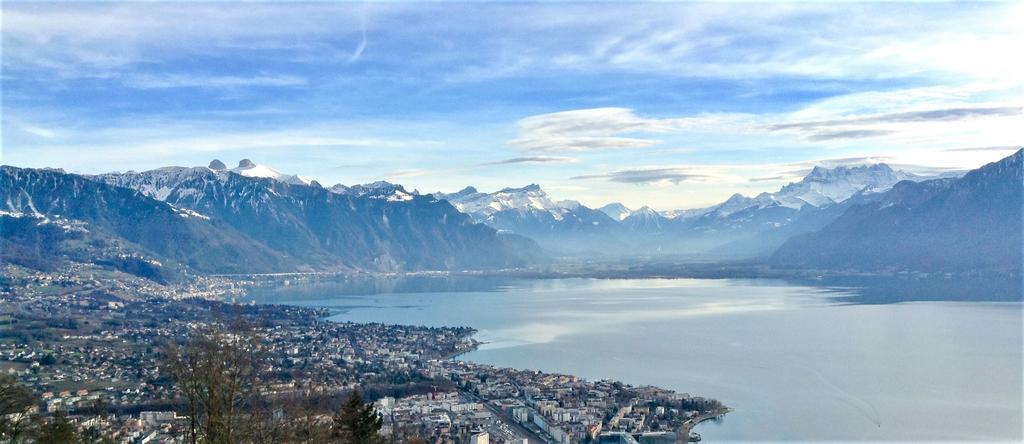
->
[432,185,624,254]
[432,162,933,257]
[2,150,1019,279]
[1,160,542,280]
[772,149,1022,272]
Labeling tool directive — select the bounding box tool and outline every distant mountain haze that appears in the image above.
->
[432,161,946,258]
[3,152,1016,278]
[772,149,1022,273]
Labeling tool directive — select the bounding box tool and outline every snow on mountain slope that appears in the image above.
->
[687,163,920,219]
[598,202,632,221]
[434,184,563,217]
[328,181,418,202]
[621,206,670,231]
[96,165,217,202]
[660,208,705,220]
[97,159,319,204]
[772,149,1022,272]
[229,159,310,185]
[771,164,916,209]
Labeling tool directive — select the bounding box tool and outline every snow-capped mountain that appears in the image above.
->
[433,185,624,254]
[418,162,953,258]
[82,160,543,272]
[660,208,705,220]
[621,206,671,231]
[774,149,1022,272]
[98,159,317,204]
[598,203,632,221]
[328,181,418,202]
[771,164,916,208]
[97,165,218,202]
[224,158,311,186]
[655,163,933,257]
[434,184,565,218]
[698,164,915,219]
[433,184,615,225]
[3,165,285,277]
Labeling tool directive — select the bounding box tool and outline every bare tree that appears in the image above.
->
[0,373,38,443]
[164,324,265,444]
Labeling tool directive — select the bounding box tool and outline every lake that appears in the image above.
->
[246,276,1023,441]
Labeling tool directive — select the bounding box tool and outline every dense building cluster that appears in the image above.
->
[0,264,725,443]
[414,361,720,443]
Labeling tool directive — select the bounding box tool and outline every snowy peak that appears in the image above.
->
[94,159,316,205]
[599,202,632,221]
[229,159,311,185]
[435,184,558,217]
[328,181,418,202]
[693,163,919,219]
[622,206,669,230]
[95,166,217,202]
[327,184,351,194]
[803,163,901,187]
[448,186,479,199]
[556,199,582,210]
[704,193,759,217]
[499,184,542,193]
[777,163,909,208]
[627,206,660,218]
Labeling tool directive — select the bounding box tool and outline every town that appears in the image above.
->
[1,263,727,443]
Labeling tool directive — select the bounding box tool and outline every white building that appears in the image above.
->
[470,431,489,444]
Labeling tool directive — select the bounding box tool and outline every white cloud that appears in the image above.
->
[480,156,577,166]
[507,107,715,153]
[0,3,369,77]
[2,121,443,171]
[440,3,1023,85]
[571,165,746,186]
[384,168,434,179]
[8,120,61,138]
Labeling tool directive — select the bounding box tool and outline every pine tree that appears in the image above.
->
[331,389,384,444]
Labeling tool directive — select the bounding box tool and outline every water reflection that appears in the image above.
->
[245,273,1022,305]
[244,276,1022,441]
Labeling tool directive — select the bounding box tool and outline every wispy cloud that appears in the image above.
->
[347,20,368,63]
[508,108,710,153]
[8,119,61,138]
[942,145,1021,153]
[571,167,738,185]
[4,2,1022,210]
[385,168,434,179]
[2,121,443,171]
[126,74,307,89]
[806,129,895,141]
[768,106,1022,131]
[748,176,787,182]
[764,105,1022,143]
[480,156,577,166]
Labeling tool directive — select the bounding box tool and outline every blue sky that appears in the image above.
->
[2,2,1021,209]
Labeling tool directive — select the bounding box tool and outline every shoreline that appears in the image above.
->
[448,330,733,442]
[313,309,733,442]
[207,260,1019,283]
[680,408,731,442]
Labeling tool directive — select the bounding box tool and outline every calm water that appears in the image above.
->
[247,277,1023,441]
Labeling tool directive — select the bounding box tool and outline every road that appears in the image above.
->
[462,390,552,444]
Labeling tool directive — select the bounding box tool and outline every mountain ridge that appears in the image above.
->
[2,164,544,280]
[771,149,1022,272]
